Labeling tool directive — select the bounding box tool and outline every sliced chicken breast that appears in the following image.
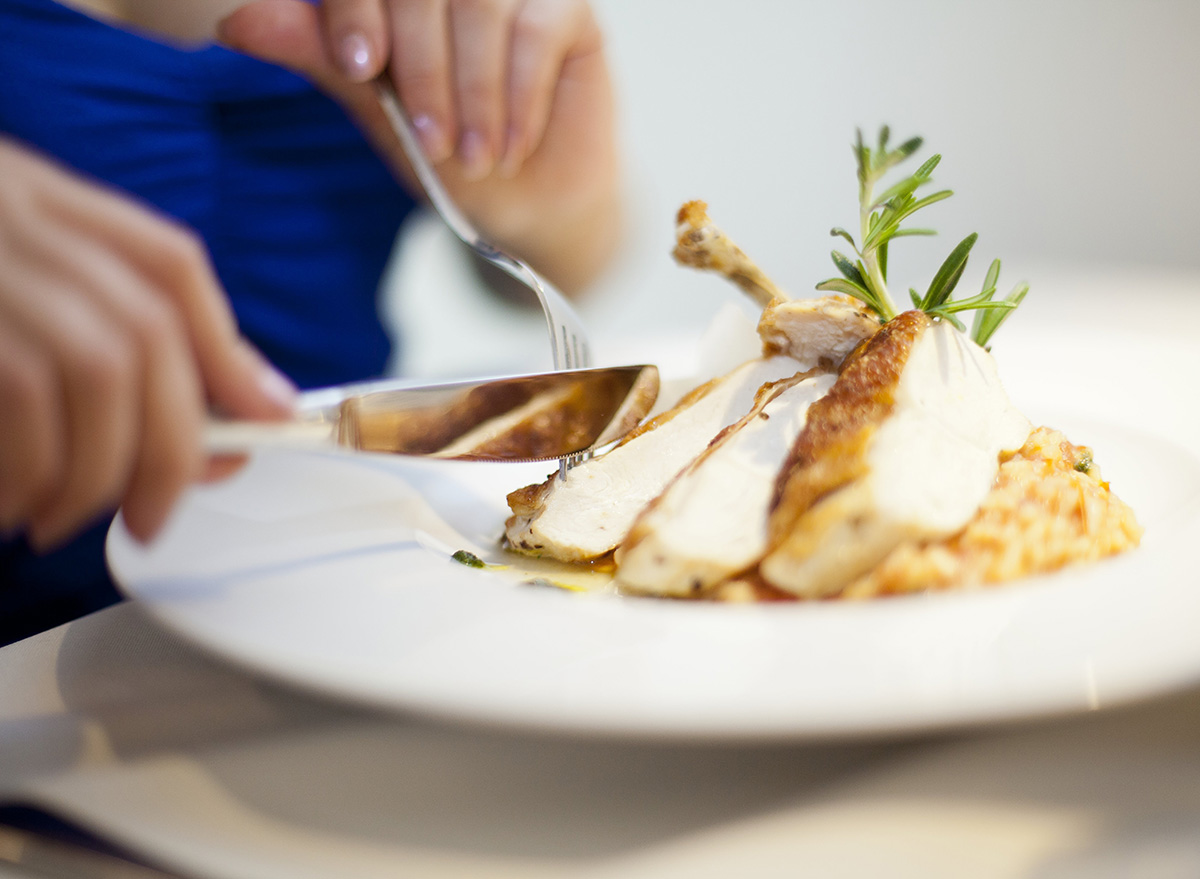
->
[505,355,805,562]
[758,295,881,370]
[616,370,836,596]
[761,312,1031,598]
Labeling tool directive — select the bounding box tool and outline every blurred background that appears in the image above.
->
[387,0,1200,379]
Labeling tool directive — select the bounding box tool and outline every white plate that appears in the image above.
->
[107,326,1200,740]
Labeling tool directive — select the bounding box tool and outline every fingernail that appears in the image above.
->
[339,32,374,81]
[498,126,524,179]
[458,129,493,181]
[412,114,452,162]
[257,362,298,413]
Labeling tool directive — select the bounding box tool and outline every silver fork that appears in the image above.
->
[374,80,591,374]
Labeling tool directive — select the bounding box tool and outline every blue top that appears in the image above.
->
[0,0,413,388]
[0,0,416,641]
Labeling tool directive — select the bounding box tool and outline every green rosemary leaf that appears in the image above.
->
[821,126,1029,337]
[861,212,900,252]
[920,232,978,310]
[981,258,1001,296]
[854,129,870,184]
[830,227,857,249]
[831,250,867,287]
[909,287,923,309]
[862,190,952,251]
[816,277,880,312]
[970,258,1003,342]
[872,155,941,209]
[913,154,941,179]
[908,189,954,213]
[973,281,1030,347]
[935,292,1016,314]
[895,136,923,159]
[873,175,928,210]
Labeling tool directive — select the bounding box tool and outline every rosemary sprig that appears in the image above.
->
[816,126,1028,346]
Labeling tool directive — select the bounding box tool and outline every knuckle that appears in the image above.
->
[398,66,445,101]
[457,77,500,111]
[127,296,185,355]
[512,8,554,46]
[64,333,132,400]
[157,223,209,277]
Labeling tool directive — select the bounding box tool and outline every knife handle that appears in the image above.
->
[204,418,339,454]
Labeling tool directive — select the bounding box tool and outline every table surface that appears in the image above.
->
[3,266,1200,878]
[2,601,1200,879]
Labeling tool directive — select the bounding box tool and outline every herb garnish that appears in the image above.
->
[452,549,486,568]
[817,127,1029,347]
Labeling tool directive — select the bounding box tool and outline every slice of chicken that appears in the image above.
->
[505,355,805,562]
[673,200,879,371]
[758,296,881,370]
[761,311,1031,598]
[615,369,836,597]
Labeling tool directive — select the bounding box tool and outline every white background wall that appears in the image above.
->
[391,0,1200,377]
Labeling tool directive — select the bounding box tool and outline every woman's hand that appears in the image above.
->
[0,138,297,549]
[218,0,620,293]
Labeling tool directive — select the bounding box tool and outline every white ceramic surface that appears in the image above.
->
[107,325,1200,740]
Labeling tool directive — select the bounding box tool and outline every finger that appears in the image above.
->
[0,317,63,535]
[218,2,427,190]
[220,0,343,88]
[500,0,598,177]
[16,228,207,546]
[118,299,208,543]
[23,308,137,549]
[34,155,297,421]
[0,272,137,550]
[388,0,455,162]
[322,0,389,81]
[450,0,518,181]
[202,454,249,484]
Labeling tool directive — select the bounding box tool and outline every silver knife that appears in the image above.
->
[204,365,659,464]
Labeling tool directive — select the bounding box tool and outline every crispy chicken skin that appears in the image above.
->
[768,311,931,544]
[761,311,1031,598]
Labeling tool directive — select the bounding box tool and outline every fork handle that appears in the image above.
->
[375,79,480,246]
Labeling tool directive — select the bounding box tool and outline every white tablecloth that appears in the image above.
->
[2,601,1200,879]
